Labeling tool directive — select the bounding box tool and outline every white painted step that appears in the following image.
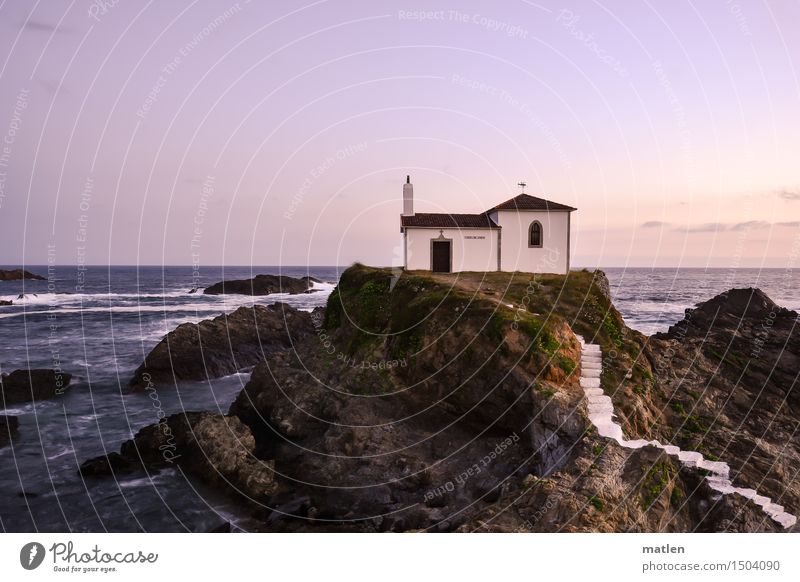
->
[573,333,797,529]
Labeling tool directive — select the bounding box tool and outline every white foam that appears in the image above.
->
[0,286,335,320]
[576,335,797,529]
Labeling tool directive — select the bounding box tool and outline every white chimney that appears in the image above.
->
[402,175,414,216]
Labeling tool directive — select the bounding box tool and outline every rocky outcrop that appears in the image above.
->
[457,443,781,532]
[1,369,72,404]
[0,269,45,281]
[0,415,19,448]
[0,300,11,306]
[226,265,587,531]
[129,303,316,391]
[641,288,800,531]
[80,412,278,502]
[80,268,800,533]
[203,274,319,295]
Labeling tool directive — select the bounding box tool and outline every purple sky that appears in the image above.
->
[0,0,798,268]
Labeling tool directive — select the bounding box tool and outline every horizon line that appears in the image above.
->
[1,264,796,270]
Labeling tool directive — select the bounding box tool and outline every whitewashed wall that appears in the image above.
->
[489,210,571,274]
[405,228,499,272]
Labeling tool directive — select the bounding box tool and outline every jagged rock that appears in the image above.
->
[0,369,72,404]
[0,300,12,306]
[0,415,19,447]
[642,288,800,531]
[0,269,45,281]
[228,265,586,530]
[203,274,319,295]
[128,303,315,391]
[78,267,800,533]
[657,288,797,340]
[78,452,133,476]
[81,412,278,502]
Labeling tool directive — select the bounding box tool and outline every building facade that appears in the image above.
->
[399,177,576,274]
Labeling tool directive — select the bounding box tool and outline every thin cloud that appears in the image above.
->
[673,220,797,233]
[640,220,669,228]
[730,220,770,231]
[673,222,727,233]
[24,20,63,33]
[777,189,800,201]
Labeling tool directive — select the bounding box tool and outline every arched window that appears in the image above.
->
[529,221,543,248]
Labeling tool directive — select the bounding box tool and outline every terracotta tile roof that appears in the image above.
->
[400,213,499,229]
[487,193,576,212]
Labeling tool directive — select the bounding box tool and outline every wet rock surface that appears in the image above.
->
[129,303,316,391]
[80,411,278,502]
[0,269,45,281]
[203,274,319,295]
[1,369,72,404]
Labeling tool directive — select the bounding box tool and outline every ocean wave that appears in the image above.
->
[0,291,193,304]
[0,289,332,321]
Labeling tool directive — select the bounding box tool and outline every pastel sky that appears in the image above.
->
[0,0,798,268]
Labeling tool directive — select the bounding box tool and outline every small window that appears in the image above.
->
[529,221,543,247]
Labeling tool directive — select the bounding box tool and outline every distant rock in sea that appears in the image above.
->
[0,269,45,281]
[0,369,72,404]
[0,415,19,448]
[0,300,12,306]
[128,303,317,391]
[203,273,319,295]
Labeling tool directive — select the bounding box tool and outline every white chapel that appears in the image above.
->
[399,176,576,275]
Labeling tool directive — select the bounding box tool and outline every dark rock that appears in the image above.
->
[80,412,278,502]
[642,287,800,531]
[0,369,72,404]
[0,415,19,447]
[128,303,315,391]
[0,269,45,281]
[86,266,800,533]
[0,300,11,306]
[591,270,612,302]
[655,288,797,340]
[227,265,585,531]
[79,452,134,477]
[203,274,319,295]
[188,288,197,294]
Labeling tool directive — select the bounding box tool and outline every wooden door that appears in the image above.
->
[431,240,451,273]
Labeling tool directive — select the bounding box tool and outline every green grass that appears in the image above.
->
[558,356,576,375]
[588,495,605,512]
[670,485,685,507]
[706,347,749,370]
[682,415,708,435]
[641,462,676,510]
[538,387,556,399]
